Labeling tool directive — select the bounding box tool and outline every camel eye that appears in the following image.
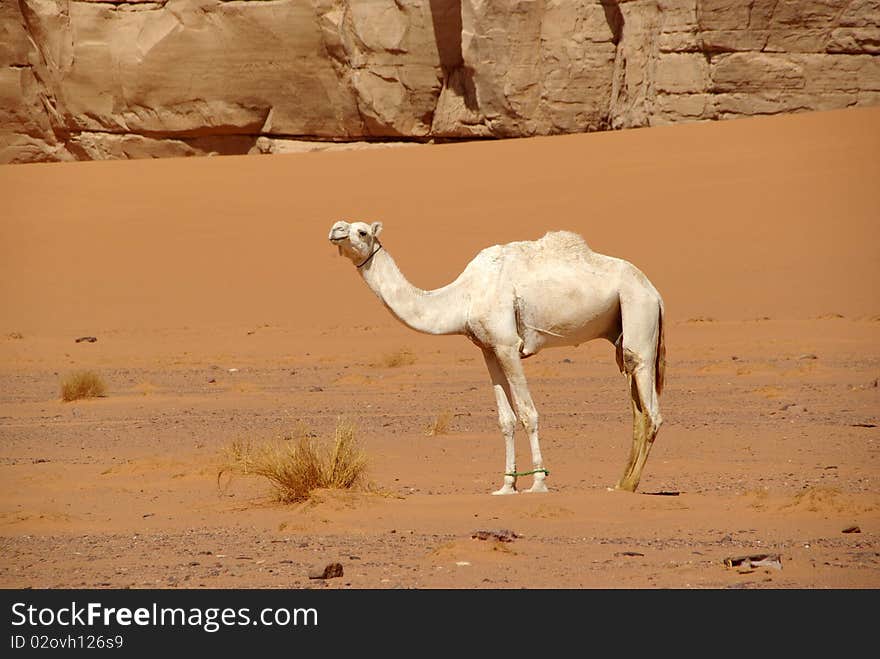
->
[358,229,368,237]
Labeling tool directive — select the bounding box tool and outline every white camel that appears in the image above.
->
[329,220,665,494]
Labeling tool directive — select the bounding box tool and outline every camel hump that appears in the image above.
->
[477,231,591,263]
[536,230,591,252]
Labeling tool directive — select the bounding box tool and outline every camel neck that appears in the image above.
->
[358,247,469,336]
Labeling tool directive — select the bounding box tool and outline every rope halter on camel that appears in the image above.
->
[356,243,383,269]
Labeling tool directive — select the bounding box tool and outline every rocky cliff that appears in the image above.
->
[2,0,878,163]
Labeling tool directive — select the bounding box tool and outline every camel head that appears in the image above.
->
[328,220,383,265]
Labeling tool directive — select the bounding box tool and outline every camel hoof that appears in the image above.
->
[525,481,549,494]
[492,486,518,496]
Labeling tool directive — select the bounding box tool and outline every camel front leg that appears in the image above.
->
[494,346,548,493]
[482,349,518,495]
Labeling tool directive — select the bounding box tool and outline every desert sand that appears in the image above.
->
[1,107,878,589]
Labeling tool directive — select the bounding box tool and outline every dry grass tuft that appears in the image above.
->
[781,486,850,514]
[378,348,416,368]
[61,371,107,402]
[219,418,368,503]
[424,410,452,436]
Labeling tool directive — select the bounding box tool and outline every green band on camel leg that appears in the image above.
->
[505,468,550,478]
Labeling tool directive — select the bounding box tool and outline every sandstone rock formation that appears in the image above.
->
[2,0,878,163]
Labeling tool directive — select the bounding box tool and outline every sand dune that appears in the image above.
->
[2,107,878,336]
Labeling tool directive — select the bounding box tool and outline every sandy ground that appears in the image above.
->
[1,107,878,589]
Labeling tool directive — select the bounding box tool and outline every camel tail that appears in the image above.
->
[655,299,666,396]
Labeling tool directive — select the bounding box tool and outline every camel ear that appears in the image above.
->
[371,222,383,237]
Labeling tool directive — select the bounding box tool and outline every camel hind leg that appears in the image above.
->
[615,296,664,492]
